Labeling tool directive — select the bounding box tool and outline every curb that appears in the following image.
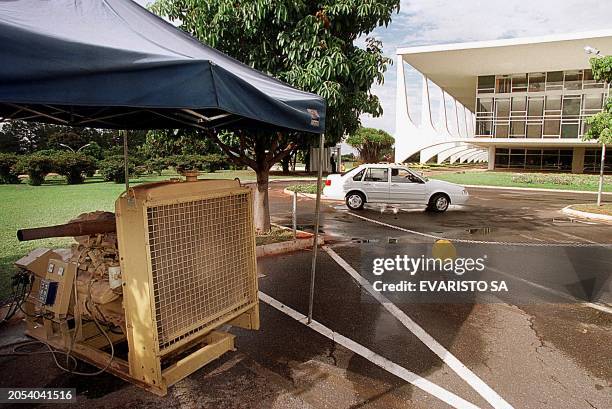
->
[561,205,612,222]
[256,224,324,257]
[281,188,340,202]
[461,184,612,195]
[241,178,318,186]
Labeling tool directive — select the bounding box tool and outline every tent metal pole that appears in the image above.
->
[123,130,130,195]
[308,132,325,324]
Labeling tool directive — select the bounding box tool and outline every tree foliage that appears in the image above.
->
[151,0,400,231]
[98,155,136,184]
[583,56,612,145]
[346,127,394,163]
[139,129,221,159]
[0,153,20,184]
[14,153,55,186]
[0,120,146,154]
[152,0,398,143]
[51,151,97,184]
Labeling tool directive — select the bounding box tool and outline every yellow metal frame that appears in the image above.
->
[24,180,259,396]
[114,179,259,395]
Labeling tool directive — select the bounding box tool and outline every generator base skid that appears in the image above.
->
[25,325,238,396]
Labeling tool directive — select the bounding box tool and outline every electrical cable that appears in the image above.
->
[0,341,79,370]
[0,277,115,376]
[1,271,33,324]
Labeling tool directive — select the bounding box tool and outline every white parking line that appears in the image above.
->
[345,212,611,314]
[258,291,481,409]
[486,266,612,315]
[323,246,515,409]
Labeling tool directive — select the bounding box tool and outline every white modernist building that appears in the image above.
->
[395,30,612,173]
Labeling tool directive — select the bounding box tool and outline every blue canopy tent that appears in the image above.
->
[0,0,325,322]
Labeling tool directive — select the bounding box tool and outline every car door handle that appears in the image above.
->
[391,183,399,187]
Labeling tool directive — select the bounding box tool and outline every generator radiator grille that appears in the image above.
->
[146,192,256,352]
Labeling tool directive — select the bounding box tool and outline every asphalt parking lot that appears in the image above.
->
[263,182,611,408]
[0,183,610,408]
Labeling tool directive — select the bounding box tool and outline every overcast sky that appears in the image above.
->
[135,0,612,138]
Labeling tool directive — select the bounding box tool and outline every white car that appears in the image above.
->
[323,163,469,212]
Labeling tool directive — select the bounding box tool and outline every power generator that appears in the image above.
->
[15,179,259,395]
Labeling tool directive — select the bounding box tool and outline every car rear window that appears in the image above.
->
[352,169,365,181]
[341,166,358,176]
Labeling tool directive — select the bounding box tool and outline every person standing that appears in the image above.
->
[330,153,337,173]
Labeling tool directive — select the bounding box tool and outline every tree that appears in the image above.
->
[51,151,97,184]
[152,0,399,232]
[0,121,49,153]
[0,120,134,154]
[346,127,394,163]
[139,129,221,159]
[583,55,612,205]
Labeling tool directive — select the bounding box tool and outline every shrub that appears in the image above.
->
[202,154,226,172]
[34,149,61,157]
[510,173,612,186]
[168,154,228,173]
[15,154,55,185]
[98,155,135,183]
[145,157,168,176]
[51,151,97,184]
[0,153,21,184]
[168,154,204,173]
[79,142,104,161]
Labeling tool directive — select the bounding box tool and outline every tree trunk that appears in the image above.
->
[305,149,311,173]
[291,152,297,172]
[281,155,290,174]
[253,168,271,233]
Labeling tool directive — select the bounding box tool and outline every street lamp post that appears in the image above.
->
[584,46,607,207]
[58,142,92,153]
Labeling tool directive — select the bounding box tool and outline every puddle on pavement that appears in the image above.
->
[350,237,379,243]
[552,217,597,225]
[465,227,495,235]
[295,225,325,233]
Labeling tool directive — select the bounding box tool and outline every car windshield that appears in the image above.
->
[418,172,429,182]
[404,167,428,182]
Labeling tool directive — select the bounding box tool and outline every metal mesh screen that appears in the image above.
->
[146,192,256,352]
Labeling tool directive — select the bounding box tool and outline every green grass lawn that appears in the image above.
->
[429,171,612,192]
[286,183,325,194]
[0,169,310,299]
[570,203,612,216]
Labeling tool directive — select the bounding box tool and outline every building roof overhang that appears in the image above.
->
[398,30,612,111]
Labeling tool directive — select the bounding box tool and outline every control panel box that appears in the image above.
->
[43,259,76,316]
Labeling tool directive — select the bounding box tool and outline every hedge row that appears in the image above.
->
[0,152,230,185]
[0,151,96,185]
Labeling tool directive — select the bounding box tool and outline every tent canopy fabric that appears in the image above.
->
[0,0,326,133]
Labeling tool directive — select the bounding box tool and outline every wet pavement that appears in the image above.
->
[1,182,610,408]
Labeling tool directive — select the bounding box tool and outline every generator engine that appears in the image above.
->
[15,179,259,395]
[70,212,125,333]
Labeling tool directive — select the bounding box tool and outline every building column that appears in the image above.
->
[421,75,434,129]
[571,147,585,174]
[487,146,495,170]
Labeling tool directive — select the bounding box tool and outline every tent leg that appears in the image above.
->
[308,133,325,324]
[122,130,130,195]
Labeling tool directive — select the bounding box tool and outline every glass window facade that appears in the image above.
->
[476,69,609,139]
[494,149,573,170]
[584,148,612,173]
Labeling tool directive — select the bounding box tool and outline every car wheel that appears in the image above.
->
[346,192,365,210]
[427,193,450,212]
